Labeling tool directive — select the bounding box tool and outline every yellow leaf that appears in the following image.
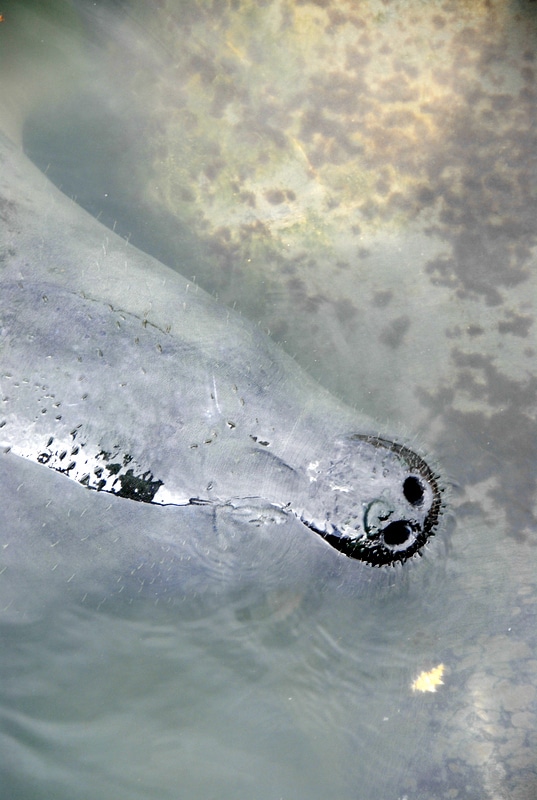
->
[411,664,445,693]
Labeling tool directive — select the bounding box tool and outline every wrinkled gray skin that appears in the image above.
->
[0,132,442,568]
[1,4,536,800]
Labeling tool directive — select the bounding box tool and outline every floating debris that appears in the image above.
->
[412,664,445,693]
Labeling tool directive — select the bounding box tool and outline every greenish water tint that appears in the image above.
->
[1,0,536,798]
[2,460,534,799]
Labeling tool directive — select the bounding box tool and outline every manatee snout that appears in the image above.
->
[299,435,443,566]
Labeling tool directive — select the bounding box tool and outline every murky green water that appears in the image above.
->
[1,1,536,798]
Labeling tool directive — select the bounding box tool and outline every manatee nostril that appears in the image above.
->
[403,475,424,506]
[382,520,414,547]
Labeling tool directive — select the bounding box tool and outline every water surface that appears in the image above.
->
[1,1,536,798]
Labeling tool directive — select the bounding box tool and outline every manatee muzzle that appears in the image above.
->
[298,435,443,567]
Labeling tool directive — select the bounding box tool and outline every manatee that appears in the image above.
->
[2,3,536,800]
[0,56,445,795]
[0,131,442,568]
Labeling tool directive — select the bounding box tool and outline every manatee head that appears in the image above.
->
[296,435,443,567]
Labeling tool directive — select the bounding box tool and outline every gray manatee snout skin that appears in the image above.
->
[0,132,443,568]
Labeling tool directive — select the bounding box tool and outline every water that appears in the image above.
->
[1,1,536,797]
[1,453,456,800]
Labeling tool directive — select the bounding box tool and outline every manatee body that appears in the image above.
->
[0,132,442,567]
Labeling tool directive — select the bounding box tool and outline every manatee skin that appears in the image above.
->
[0,133,442,567]
[0,446,334,622]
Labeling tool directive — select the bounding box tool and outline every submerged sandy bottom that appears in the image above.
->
[1,1,536,797]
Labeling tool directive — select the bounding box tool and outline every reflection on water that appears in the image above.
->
[1,0,536,798]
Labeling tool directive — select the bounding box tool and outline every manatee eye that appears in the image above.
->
[382,520,413,547]
[403,475,424,506]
